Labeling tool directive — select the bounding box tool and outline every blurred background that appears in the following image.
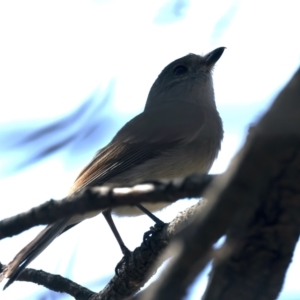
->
[0,0,299,299]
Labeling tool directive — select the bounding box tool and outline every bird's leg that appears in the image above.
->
[102,209,130,255]
[102,210,132,276]
[135,204,166,246]
[135,203,165,226]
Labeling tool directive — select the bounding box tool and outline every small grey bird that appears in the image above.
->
[0,47,225,289]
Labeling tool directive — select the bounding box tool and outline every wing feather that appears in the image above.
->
[70,102,205,193]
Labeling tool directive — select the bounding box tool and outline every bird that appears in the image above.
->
[0,47,225,289]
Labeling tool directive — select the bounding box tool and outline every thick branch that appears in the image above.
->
[0,174,213,240]
[202,67,300,300]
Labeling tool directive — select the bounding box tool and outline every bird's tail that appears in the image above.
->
[0,218,70,289]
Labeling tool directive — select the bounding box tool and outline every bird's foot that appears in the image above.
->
[143,222,166,246]
[115,246,132,276]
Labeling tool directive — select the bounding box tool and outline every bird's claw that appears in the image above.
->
[115,247,132,276]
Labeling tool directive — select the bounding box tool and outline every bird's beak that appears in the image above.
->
[204,47,226,68]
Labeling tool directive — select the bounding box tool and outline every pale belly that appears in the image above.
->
[112,201,171,217]
[107,140,217,217]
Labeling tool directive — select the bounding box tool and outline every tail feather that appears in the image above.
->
[1,218,70,289]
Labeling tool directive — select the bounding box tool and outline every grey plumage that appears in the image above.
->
[0,47,225,289]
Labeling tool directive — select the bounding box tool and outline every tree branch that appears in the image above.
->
[201,67,300,300]
[0,262,94,299]
[0,174,213,240]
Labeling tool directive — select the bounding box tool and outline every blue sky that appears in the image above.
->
[0,0,299,299]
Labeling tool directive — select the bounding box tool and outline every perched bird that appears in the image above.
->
[0,47,225,289]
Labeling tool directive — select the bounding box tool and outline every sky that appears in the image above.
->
[0,0,300,299]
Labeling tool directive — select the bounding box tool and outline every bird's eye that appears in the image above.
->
[173,65,188,76]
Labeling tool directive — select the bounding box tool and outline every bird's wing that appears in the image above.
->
[71,102,205,192]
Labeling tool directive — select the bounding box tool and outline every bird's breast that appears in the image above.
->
[111,136,220,217]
